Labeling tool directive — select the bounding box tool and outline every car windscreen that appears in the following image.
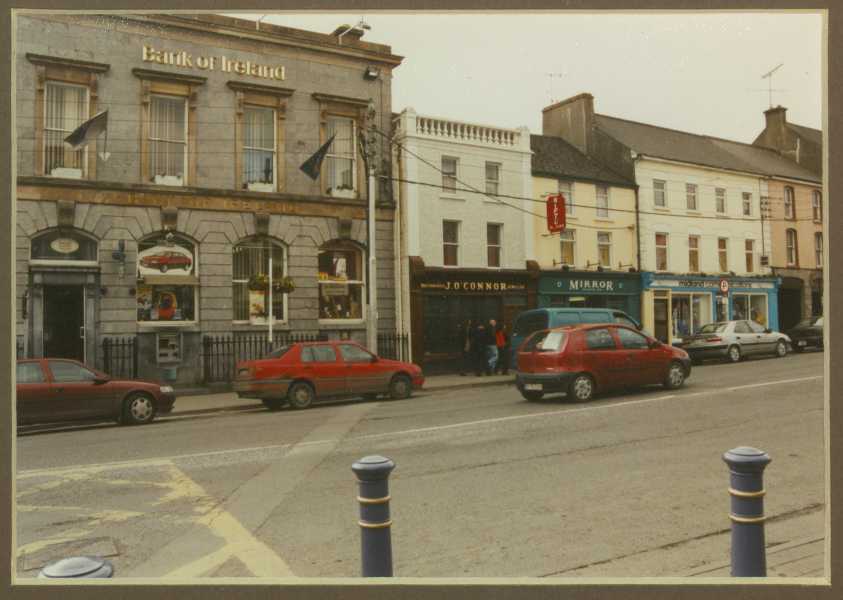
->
[265,345,292,359]
[521,330,567,352]
[513,312,549,337]
[698,323,729,334]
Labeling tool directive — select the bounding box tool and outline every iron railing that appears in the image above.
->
[102,336,139,379]
[202,332,327,383]
[377,332,410,363]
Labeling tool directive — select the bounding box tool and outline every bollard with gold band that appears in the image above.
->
[352,455,395,577]
[723,446,771,577]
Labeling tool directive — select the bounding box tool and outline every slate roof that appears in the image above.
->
[787,122,822,146]
[530,134,635,187]
[594,114,820,184]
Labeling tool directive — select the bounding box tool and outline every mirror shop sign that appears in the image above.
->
[142,45,286,81]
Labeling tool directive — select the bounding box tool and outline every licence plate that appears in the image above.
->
[524,383,542,391]
[798,340,807,346]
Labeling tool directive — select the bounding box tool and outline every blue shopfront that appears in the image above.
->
[538,271,642,323]
[641,273,780,345]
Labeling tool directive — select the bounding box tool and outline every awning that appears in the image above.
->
[141,275,199,286]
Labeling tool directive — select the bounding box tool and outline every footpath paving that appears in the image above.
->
[168,372,515,416]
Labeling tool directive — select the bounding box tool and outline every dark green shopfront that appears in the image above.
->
[537,270,642,323]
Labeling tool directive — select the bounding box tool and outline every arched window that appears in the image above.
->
[232,237,287,323]
[786,229,798,267]
[318,240,365,321]
[784,186,795,220]
[136,232,198,323]
[30,229,98,263]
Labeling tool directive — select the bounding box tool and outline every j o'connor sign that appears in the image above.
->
[142,45,286,81]
[420,280,526,292]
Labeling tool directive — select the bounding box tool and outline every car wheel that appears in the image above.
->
[663,361,686,389]
[520,390,543,402]
[726,345,741,363]
[287,382,315,410]
[775,340,788,358]
[568,374,595,402]
[262,398,285,411]
[160,264,169,273]
[122,392,156,425]
[388,374,412,400]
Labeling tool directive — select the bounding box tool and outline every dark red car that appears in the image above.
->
[140,251,192,272]
[16,359,176,426]
[234,341,424,410]
[515,324,692,402]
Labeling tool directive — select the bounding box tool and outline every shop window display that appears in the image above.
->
[318,242,364,320]
[136,234,197,322]
[671,294,711,339]
[732,294,768,327]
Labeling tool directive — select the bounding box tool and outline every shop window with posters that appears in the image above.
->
[671,294,711,340]
[318,241,364,321]
[732,294,768,327]
[136,233,198,324]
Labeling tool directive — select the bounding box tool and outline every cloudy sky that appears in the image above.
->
[227,11,823,144]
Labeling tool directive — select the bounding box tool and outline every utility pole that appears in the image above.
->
[365,99,379,354]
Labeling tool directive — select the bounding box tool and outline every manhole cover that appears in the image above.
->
[19,537,119,572]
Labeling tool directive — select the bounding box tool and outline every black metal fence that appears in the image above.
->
[202,332,327,383]
[102,337,139,379]
[16,336,25,359]
[378,333,410,363]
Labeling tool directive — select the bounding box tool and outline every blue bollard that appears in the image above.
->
[351,455,395,577]
[38,556,114,579]
[723,446,771,577]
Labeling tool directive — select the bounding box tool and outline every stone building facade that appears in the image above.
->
[15,14,403,384]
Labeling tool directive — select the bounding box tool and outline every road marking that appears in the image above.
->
[17,375,822,479]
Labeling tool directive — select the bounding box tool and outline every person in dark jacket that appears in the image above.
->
[483,319,498,376]
[495,322,510,375]
[472,321,488,376]
[459,319,473,376]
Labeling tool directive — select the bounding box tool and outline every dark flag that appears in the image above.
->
[64,110,108,149]
[299,134,335,180]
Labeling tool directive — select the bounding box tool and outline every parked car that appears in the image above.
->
[786,316,824,352]
[234,341,425,410]
[511,307,642,364]
[140,251,192,272]
[16,358,176,426]
[515,323,691,402]
[679,320,791,364]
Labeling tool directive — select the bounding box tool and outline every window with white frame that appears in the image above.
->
[442,156,458,192]
[715,188,726,214]
[784,187,795,220]
[655,233,668,271]
[232,238,286,323]
[688,235,700,272]
[596,185,609,218]
[742,192,753,217]
[786,229,798,266]
[325,116,356,196]
[45,82,88,177]
[487,223,502,267]
[149,94,188,185]
[653,179,666,208]
[318,241,364,320]
[685,183,698,210]
[558,180,574,215]
[560,230,575,265]
[813,190,822,221]
[243,106,276,190]
[485,162,500,196]
[443,220,460,266]
[815,232,823,268]
[597,232,611,267]
[745,239,755,273]
[718,238,729,272]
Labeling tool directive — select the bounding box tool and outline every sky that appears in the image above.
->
[226,11,823,144]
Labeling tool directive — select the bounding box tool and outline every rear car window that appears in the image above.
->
[265,346,292,360]
[616,327,649,349]
[522,330,567,353]
[513,312,549,336]
[338,344,374,363]
[699,323,728,334]
[17,362,45,384]
[734,321,752,334]
[301,345,337,363]
[585,328,616,350]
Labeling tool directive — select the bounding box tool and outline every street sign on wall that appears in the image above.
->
[546,194,566,233]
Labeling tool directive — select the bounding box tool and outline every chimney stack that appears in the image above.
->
[542,93,595,156]
[764,105,788,134]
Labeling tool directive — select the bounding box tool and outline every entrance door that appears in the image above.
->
[654,297,670,343]
[44,285,85,362]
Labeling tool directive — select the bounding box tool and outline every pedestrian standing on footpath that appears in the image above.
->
[471,321,487,376]
[495,322,510,375]
[459,319,473,376]
[485,319,499,376]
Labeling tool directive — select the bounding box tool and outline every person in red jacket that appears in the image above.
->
[494,322,510,375]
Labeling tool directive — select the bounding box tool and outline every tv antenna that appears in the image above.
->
[546,73,564,104]
[761,63,784,108]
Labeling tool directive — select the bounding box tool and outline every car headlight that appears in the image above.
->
[159,385,174,394]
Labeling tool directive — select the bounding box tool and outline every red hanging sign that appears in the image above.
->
[546,193,566,233]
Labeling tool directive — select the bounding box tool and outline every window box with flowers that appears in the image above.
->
[232,238,289,325]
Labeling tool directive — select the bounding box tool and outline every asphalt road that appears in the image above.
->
[15,350,825,579]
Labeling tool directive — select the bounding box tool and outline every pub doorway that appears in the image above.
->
[43,285,85,361]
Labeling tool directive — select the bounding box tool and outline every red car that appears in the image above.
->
[234,341,424,410]
[140,251,192,272]
[16,359,176,426]
[515,324,692,402]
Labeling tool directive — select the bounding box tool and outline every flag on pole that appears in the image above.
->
[299,134,335,180]
[64,110,108,149]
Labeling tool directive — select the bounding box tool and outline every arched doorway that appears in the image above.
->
[777,276,804,333]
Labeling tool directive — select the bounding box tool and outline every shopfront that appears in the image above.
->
[641,273,780,344]
[409,260,539,372]
[537,270,642,323]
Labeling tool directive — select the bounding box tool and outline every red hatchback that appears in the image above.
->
[234,341,424,410]
[515,324,692,402]
[16,359,176,426]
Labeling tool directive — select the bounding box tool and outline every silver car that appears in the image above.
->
[681,320,791,364]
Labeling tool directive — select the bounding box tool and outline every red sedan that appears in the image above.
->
[16,359,176,426]
[140,251,192,272]
[515,324,692,402]
[234,341,424,410]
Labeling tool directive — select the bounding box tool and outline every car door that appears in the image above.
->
[16,361,52,425]
[46,360,114,421]
[747,320,775,354]
[338,343,383,395]
[299,345,345,397]
[614,327,659,385]
[581,327,623,389]
[733,321,758,355]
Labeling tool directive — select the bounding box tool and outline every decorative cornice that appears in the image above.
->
[26,53,110,73]
[312,92,370,108]
[226,81,295,97]
[131,68,207,86]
